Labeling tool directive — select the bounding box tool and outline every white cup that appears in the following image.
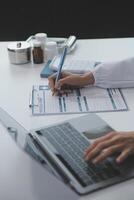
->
[45,41,58,61]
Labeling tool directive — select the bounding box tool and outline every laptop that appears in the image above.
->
[29,113,134,195]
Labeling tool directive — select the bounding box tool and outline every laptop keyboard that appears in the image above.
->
[38,122,121,187]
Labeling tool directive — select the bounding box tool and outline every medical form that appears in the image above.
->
[30,85,128,115]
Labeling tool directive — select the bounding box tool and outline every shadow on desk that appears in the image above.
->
[29,158,78,200]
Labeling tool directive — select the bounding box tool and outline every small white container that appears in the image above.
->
[45,41,58,61]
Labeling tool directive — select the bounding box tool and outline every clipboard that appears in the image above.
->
[29,85,128,116]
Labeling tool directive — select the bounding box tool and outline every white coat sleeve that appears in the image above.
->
[91,57,134,88]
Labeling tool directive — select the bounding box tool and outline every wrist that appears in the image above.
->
[82,72,95,85]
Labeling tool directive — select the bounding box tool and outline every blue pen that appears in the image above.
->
[52,36,77,95]
[55,47,67,83]
[52,46,67,95]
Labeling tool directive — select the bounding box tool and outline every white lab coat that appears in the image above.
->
[91,57,134,88]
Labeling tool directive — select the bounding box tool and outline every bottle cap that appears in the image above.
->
[45,41,57,50]
[32,40,42,47]
[35,33,47,42]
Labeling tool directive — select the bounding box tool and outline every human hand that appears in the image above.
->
[84,131,134,164]
[48,71,95,94]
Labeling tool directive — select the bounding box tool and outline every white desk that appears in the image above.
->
[0,38,134,200]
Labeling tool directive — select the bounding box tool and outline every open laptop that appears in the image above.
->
[29,114,134,195]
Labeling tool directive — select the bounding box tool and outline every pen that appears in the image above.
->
[52,46,68,96]
[52,35,77,96]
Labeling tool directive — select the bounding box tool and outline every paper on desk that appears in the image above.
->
[49,56,101,73]
[30,85,128,115]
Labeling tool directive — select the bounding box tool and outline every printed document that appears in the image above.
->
[30,85,128,115]
[49,56,101,73]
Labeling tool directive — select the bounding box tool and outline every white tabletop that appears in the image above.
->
[0,38,134,200]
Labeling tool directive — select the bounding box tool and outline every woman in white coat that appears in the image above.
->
[48,57,134,164]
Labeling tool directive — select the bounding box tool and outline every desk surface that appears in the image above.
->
[0,38,134,200]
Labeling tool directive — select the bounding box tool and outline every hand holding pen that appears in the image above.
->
[52,46,68,95]
[48,36,77,96]
[48,35,95,95]
[48,71,95,95]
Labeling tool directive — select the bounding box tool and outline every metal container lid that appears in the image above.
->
[7,41,31,52]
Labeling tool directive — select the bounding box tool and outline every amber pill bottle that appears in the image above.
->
[32,40,44,64]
